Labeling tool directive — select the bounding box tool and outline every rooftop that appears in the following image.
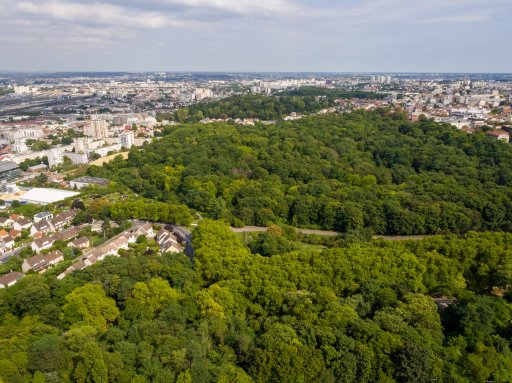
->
[72,176,109,186]
[0,162,20,173]
[19,188,80,205]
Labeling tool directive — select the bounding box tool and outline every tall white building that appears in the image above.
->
[48,149,63,168]
[195,88,213,100]
[119,131,135,149]
[84,119,109,139]
[74,137,90,153]
[13,140,28,153]
[4,128,44,142]
[14,86,30,95]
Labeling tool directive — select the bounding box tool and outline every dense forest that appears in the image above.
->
[160,90,384,122]
[277,86,387,100]
[1,221,512,382]
[89,109,512,235]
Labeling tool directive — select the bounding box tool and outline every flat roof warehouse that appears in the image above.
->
[19,188,80,205]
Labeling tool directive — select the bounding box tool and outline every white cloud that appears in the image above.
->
[17,1,170,29]
[419,14,490,25]
[0,0,510,71]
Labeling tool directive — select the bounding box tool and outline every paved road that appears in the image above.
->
[0,244,30,264]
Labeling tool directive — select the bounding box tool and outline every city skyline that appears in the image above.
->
[0,0,511,73]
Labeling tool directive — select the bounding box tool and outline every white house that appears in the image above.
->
[33,211,54,223]
[13,218,32,232]
[0,271,23,288]
[31,236,54,254]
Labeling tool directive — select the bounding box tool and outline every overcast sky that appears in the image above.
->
[0,0,510,72]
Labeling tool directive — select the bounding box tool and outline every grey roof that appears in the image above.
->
[34,211,52,219]
[72,176,109,186]
[0,271,23,286]
[28,164,48,171]
[0,162,20,173]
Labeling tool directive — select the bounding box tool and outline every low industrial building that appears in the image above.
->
[0,162,23,192]
[19,188,80,205]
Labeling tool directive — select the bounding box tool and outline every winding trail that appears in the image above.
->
[231,226,430,241]
[231,226,340,236]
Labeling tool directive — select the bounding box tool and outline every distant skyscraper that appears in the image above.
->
[119,131,135,149]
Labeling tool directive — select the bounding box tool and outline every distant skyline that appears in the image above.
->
[0,0,511,73]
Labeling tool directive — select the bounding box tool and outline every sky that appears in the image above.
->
[0,0,511,73]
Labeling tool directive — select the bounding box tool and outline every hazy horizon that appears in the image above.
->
[0,0,511,73]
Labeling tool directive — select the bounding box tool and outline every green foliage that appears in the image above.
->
[31,141,52,151]
[61,284,119,331]
[19,158,43,171]
[0,87,14,96]
[97,109,512,234]
[0,226,511,381]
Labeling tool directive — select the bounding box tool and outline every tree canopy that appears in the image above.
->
[93,109,512,235]
[0,222,511,382]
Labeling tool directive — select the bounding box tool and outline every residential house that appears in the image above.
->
[68,237,90,249]
[22,250,64,273]
[0,271,23,288]
[1,236,15,250]
[0,229,8,239]
[58,222,159,279]
[156,228,182,254]
[161,240,182,254]
[31,220,54,236]
[486,130,510,141]
[136,222,154,238]
[13,218,32,232]
[50,210,76,231]
[9,214,21,221]
[0,217,14,228]
[57,260,87,280]
[51,227,80,242]
[31,236,55,254]
[32,232,44,239]
[9,229,21,239]
[33,211,54,223]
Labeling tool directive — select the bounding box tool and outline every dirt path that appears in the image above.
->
[373,235,430,241]
[232,227,432,240]
[231,226,340,236]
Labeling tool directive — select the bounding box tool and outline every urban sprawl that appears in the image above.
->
[0,72,511,287]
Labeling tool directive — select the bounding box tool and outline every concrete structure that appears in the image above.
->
[3,128,44,142]
[64,152,89,165]
[13,140,28,153]
[92,144,121,157]
[119,131,134,149]
[85,119,109,139]
[48,149,63,168]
